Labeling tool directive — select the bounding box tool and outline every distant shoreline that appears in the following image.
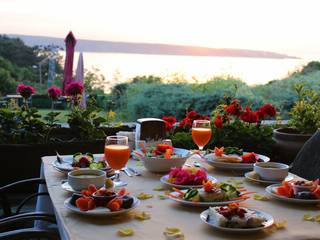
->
[6,33,299,59]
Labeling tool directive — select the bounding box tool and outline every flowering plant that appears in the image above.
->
[47,86,62,100]
[212,100,276,155]
[161,116,177,132]
[16,84,35,99]
[66,81,84,106]
[66,81,84,96]
[178,111,210,130]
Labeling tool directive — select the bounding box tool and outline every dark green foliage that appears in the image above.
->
[0,35,39,67]
[170,132,197,150]
[67,99,107,141]
[288,84,320,134]
[0,107,47,144]
[211,122,274,156]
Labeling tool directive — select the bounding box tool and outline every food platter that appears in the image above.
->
[205,152,270,171]
[200,208,274,232]
[160,174,218,189]
[64,196,140,216]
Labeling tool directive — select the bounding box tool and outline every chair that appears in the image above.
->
[0,178,60,240]
[290,129,320,180]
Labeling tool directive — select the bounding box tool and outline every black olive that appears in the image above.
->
[295,191,316,199]
[70,193,83,206]
[121,196,134,209]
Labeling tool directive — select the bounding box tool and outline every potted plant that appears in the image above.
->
[273,84,320,164]
[211,100,276,156]
[164,101,277,158]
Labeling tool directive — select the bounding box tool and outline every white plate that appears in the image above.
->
[265,184,320,204]
[160,174,218,189]
[205,152,270,171]
[52,154,107,172]
[168,191,246,207]
[200,208,274,233]
[245,171,294,185]
[64,196,140,216]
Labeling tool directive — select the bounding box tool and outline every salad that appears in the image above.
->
[212,147,260,164]
[142,144,181,159]
[275,180,320,200]
[167,167,208,186]
[71,184,134,212]
[71,152,107,169]
[170,181,251,203]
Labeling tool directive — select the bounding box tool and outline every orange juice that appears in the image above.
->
[104,145,131,170]
[192,128,212,148]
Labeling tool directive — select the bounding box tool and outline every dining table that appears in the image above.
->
[39,154,320,240]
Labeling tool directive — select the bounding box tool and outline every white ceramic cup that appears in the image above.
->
[68,169,106,191]
[253,162,289,181]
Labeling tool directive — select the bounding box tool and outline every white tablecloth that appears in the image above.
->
[38,155,320,240]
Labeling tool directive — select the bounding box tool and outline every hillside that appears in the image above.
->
[8,34,297,59]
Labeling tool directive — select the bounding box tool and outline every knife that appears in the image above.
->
[121,167,133,177]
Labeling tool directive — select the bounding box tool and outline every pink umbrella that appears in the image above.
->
[75,52,86,108]
[62,31,77,95]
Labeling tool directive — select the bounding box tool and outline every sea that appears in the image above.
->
[68,52,312,92]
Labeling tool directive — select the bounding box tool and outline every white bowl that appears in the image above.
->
[141,148,191,173]
[253,162,289,181]
[68,169,106,191]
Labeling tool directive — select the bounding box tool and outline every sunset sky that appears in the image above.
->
[1,0,320,58]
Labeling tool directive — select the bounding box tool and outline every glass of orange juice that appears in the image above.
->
[192,120,212,151]
[105,135,131,187]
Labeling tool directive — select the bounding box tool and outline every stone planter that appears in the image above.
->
[273,128,313,164]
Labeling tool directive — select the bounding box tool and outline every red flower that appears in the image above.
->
[16,84,35,99]
[66,81,84,96]
[179,117,192,129]
[47,86,62,100]
[186,111,200,120]
[258,104,276,118]
[214,115,223,128]
[162,116,177,131]
[224,100,242,116]
[240,106,259,123]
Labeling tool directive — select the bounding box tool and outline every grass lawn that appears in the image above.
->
[38,109,70,123]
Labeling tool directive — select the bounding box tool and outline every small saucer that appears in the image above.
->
[244,171,294,185]
[61,181,80,193]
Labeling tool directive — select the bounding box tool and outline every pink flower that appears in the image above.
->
[16,84,35,99]
[47,86,62,100]
[66,81,84,96]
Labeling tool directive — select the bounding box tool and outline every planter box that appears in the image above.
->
[0,125,135,190]
[273,128,312,164]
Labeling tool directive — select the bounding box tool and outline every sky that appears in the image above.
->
[1,0,320,59]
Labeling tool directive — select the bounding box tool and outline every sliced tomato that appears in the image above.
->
[214,147,224,157]
[276,186,292,198]
[156,144,173,153]
[76,197,89,211]
[88,184,97,194]
[164,148,173,158]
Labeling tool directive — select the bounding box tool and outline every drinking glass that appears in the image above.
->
[104,135,131,187]
[191,120,212,151]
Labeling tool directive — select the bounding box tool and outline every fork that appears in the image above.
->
[56,151,64,163]
[127,167,141,176]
